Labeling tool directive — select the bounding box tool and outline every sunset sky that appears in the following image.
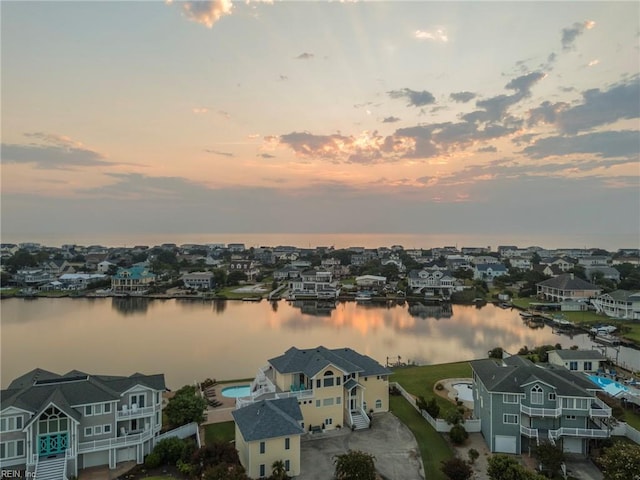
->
[1,1,639,247]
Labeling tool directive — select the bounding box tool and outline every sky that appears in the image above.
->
[1,1,639,246]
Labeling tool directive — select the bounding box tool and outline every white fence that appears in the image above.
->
[390,382,481,433]
[611,422,640,444]
[155,422,201,448]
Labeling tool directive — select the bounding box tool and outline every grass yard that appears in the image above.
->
[391,361,473,416]
[204,421,235,444]
[390,395,453,480]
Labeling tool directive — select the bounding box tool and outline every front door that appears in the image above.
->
[350,397,356,410]
[38,433,68,457]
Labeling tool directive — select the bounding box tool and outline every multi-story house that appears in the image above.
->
[591,290,640,319]
[536,274,601,302]
[111,266,156,294]
[0,369,165,478]
[407,268,459,297]
[577,256,611,267]
[181,271,215,290]
[470,356,612,455]
[14,269,55,288]
[547,350,606,373]
[289,270,340,299]
[510,258,532,271]
[473,263,508,281]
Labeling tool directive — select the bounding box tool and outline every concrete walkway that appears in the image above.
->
[298,412,423,480]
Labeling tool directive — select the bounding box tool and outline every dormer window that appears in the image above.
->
[323,370,334,387]
[531,385,544,405]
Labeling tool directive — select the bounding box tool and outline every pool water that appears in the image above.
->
[221,385,251,398]
[451,382,474,402]
[587,375,629,396]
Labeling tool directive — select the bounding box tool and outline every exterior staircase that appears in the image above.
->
[34,457,66,480]
[351,411,370,430]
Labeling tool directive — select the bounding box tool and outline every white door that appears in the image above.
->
[563,437,583,454]
[494,435,517,454]
[82,451,109,468]
[116,446,136,462]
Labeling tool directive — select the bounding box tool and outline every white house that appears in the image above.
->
[591,290,640,319]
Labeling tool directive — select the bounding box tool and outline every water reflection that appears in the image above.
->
[1,298,638,390]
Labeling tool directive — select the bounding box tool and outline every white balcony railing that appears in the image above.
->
[589,398,612,418]
[550,427,609,439]
[520,425,538,438]
[78,428,153,453]
[117,405,156,419]
[520,404,562,417]
[274,390,314,401]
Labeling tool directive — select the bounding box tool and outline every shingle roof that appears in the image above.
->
[600,290,640,302]
[550,350,606,361]
[536,274,600,290]
[470,358,600,397]
[232,398,304,442]
[268,346,392,378]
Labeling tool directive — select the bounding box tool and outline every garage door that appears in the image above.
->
[117,446,136,463]
[82,451,109,468]
[563,437,583,454]
[494,435,517,454]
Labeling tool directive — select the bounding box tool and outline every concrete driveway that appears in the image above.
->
[564,457,604,480]
[298,412,424,480]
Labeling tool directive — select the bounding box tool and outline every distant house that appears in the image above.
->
[473,256,500,265]
[473,263,508,281]
[59,273,107,290]
[584,266,621,283]
[0,368,165,476]
[408,268,459,297]
[227,243,246,253]
[232,398,304,478]
[591,290,640,319]
[536,274,601,302]
[289,270,339,299]
[578,256,611,267]
[181,272,215,290]
[274,265,301,281]
[540,257,575,272]
[510,258,532,270]
[547,350,606,373]
[355,275,387,288]
[111,266,156,293]
[14,269,55,288]
[96,260,117,274]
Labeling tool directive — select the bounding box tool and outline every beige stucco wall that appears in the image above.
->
[361,376,390,413]
[239,433,301,478]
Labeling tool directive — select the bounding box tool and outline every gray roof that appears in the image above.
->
[476,263,507,271]
[470,358,600,397]
[600,290,640,302]
[550,350,606,361]
[232,398,304,442]
[1,368,166,416]
[537,274,600,291]
[268,346,392,378]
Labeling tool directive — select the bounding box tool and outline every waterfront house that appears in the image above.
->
[232,398,304,478]
[355,275,387,288]
[181,271,215,290]
[547,350,606,373]
[591,290,640,320]
[473,263,508,281]
[288,270,340,299]
[111,266,156,294]
[470,356,612,455]
[273,265,301,281]
[536,274,601,302]
[408,268,459,297]
[0,369,165,477]
[584,266,621,283]
[14,269,55,288]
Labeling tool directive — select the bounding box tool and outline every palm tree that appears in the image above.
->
[271,459,288,480]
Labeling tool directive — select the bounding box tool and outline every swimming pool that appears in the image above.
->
[221,385,251,398]
[587,375,629,396]
[451,382,474,402]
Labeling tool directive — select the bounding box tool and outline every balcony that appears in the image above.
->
[550,427,609,440]
[589,398,612,418]
[520,425,538,438]
[520,404,561,417]
[116,405,156,419]
[78,428,153,453]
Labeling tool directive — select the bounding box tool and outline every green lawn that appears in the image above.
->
[204,421,235,444]
[391,362,473,417]
[390,395,453,480]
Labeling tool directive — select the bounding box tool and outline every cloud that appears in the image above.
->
[257,153,276,158]
[414,28,448,42]
[449,91,476,103]
[2,133,113,169]
[205,149,234,157]
[192,107,209,114]
[382,116,401,123]
[388,88,436,107]
[279,75,288,81]
[176,0,233,28]
[477,145,497,153]
[295,52,314,60]
[521,130,639,160]
[561,20,595,51]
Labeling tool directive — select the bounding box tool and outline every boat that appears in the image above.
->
[242,297,262,302]
[519,311,534,319]
[590,325,617,335]
[594,333,621,346]
[355,291,373,302]
[498,303,511,309]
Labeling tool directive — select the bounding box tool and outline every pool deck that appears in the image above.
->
[202,381,247,424]
[438,377,474,410]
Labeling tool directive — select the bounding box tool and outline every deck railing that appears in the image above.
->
[520,425,538,438]
[117,405,156,419]
[589,398,612,418]
[520,404,561,417]
[78,428,153,453]
[550,427,609,439]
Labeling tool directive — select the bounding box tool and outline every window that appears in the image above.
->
[156,412,160,426]
[530,385,544,405]
[85,427,93,436]
[94,425,103,435]
[336,397,341,405]
[316,400,321,407]
[156,392,161,404]
[503,414,519,424]
[561,398,574,409]
[569,361,578,371]
[104,424,112,434]
[325,418,333,425]
[285,460,290,472]
[576,398,588,410]
[503,394,519,404]
[0,416,23,432]
[584,361,592,371]
[316,379,321,388]
[259,441,265,454]
[0,440,25,459]
[324,377,334,387]
[323,398,334,406]
[104,403,111,413]
[548,393,556,401]
[95,404,103,415]
[85,405,92,416]
[131,393,146,408]
[259,464,265,477]
[375,399,382,409]
[336,377,341,386]
[285,438,290,450]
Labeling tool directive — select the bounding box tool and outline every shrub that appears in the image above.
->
[445,409,464,425]
[441,457,473,480]
[449,424,468,445]
[425,397,440,418]
[468,448,479,464]
[435,382,444,391]
[144,452,162,469]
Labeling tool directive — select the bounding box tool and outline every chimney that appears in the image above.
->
[570,273,574,280]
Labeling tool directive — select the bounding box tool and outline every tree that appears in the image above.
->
[441,457,473,480]
[203,464,250,480]
[227,270,248,286]
[334,450,376,480]
[487,454,546,480]
[4,250,38,273]
[532,442,564,478]
[270,459,289,480]
[599,442,640,480]
[191,443,243,477]
[165,385,207,428]
[488,347,504,359]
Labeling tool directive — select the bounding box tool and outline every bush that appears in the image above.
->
[449,424,468,445]
[468,448,479,464]
[144,452,162,469]
[435,382,444,391]
[445,409,464,425]
[441,457,473,480]
[425,397,440,418]
[154,437,187,465]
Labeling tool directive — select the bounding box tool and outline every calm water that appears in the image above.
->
[1,298,638,390]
